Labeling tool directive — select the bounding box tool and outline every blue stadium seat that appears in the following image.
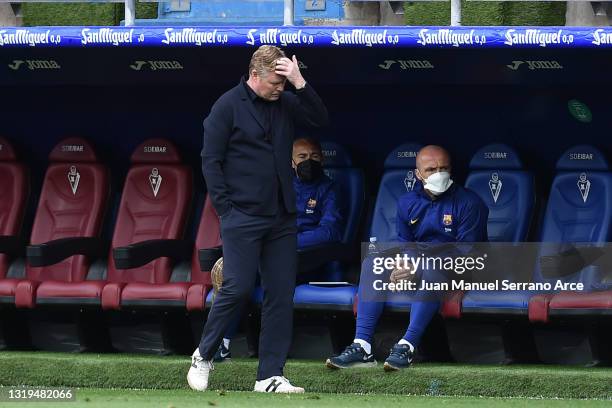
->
[465,144,535,243]
[371,143,423,243]
[540,145,610,237]
[458,144,536,316]
[321,141,364,249]
[529,145,612,322]
[525,145,612,365]
[364,142,424,311]
[460,289,537,314]
[292,141,365,311]
[445,144,536,364]
[463,145,612,317]
[533,145,611,286]
[292,284,357,311]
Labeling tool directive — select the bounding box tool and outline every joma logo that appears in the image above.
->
[9,59,61,71]
[379,59,434,70]
[130,60,184,71]
[507,60,563,71]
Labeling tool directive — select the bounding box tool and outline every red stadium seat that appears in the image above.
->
[12,137,109,308]
[529,291,612,322]
[101,138,193,310]
[186,196,218,312]
[549,291,612,315]
[97,138,200,353]
[0,137,29,303]
[105,194,217,313]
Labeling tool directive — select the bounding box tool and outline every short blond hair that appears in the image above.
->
[249,45,286,77]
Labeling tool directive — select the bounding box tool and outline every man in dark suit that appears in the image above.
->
[188,45,328,394]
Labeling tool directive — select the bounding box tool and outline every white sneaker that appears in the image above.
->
[187,348,214,391]
[254,376,305,393]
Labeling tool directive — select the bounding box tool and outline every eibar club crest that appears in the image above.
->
[577,172,591,203]
[443,214,453,226]
[306,198,317,214]
[68,165,80,195]
[149,168,162,197]
[404,170,417,191]
[489,173,503,203]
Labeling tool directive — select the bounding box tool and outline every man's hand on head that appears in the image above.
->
[275,56,306,89]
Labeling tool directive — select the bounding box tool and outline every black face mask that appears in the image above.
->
[296,159,323,182]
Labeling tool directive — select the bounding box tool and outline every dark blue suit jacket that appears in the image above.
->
[202,78,329,217]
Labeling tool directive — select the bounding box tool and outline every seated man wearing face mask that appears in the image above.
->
[292,137,343,248]
[326,145,488,371]
[213,137,343,362]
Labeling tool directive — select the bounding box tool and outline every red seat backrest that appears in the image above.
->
[27,137,109,282]
[107,138,192,284]
[190,195,222,286]
[0,138,29,279]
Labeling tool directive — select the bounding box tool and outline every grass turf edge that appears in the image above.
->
[0,352,610,399]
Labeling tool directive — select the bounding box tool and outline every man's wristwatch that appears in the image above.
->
[295,80,307,90]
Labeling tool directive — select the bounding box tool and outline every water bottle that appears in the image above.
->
[368,237,379,255]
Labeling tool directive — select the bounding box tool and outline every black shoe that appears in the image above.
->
[383,343,414,371]
[212,343,231,363]
[325,343,377,369]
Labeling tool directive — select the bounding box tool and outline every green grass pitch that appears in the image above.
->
[0,352,610,406]
[1,388,611,408]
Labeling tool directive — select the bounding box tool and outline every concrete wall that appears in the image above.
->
[304,1,379,26]
[379,1,404,25]
[304,1,403,26]
[566,2,611,26]
[0,4,18,26]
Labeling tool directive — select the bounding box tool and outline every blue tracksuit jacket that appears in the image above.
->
[397,182,488,243]
[294,174,343,248]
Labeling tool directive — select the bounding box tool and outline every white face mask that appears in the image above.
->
[419,171,453,196]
